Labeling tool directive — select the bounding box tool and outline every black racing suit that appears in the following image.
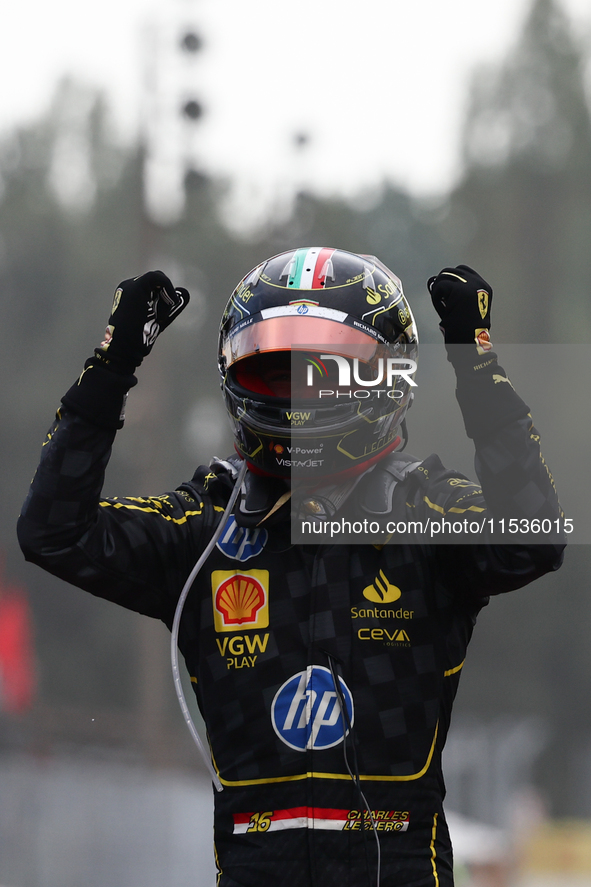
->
[17,358,564,887]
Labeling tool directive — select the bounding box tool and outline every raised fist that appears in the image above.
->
[95,270,190,373]
[428,265,492,351]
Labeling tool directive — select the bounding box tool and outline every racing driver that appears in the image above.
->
[17,249,565,887]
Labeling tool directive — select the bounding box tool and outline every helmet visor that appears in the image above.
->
[222,316,379,369]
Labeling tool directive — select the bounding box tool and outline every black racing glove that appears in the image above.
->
[62,271,190,430]
[427,264,528,438]
[94,270,190,374]
[428,264,492,350]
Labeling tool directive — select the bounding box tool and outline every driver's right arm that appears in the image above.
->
[17,406,211,623]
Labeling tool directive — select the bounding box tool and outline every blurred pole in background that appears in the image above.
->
[142,0,205,226]
[136,0,206,766]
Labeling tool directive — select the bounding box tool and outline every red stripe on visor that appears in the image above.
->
[222,316,379,369]
[311,247,336,289]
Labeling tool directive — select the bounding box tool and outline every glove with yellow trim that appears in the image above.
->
[428,264,492,351]
[95,270,190,374]
[61,271,190,430]
[427,265,529,439]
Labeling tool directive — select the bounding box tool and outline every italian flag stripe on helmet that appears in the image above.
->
[286,247,336,290]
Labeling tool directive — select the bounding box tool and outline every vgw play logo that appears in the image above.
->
[271,666,354,751]
[305,354,417,398]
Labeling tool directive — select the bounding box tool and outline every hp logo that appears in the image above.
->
[271,666,354,752]
[216,516,268,562]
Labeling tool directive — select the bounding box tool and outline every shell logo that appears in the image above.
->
[211,570,269,632]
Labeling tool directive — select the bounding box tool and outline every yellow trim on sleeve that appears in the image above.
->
[423,496,485,516]
[99,500,205,524]
[98,498,224,524]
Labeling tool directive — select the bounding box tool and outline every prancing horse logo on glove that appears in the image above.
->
[477,289,489,319]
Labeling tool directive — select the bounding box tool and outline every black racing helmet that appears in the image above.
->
[218,247,418,479]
